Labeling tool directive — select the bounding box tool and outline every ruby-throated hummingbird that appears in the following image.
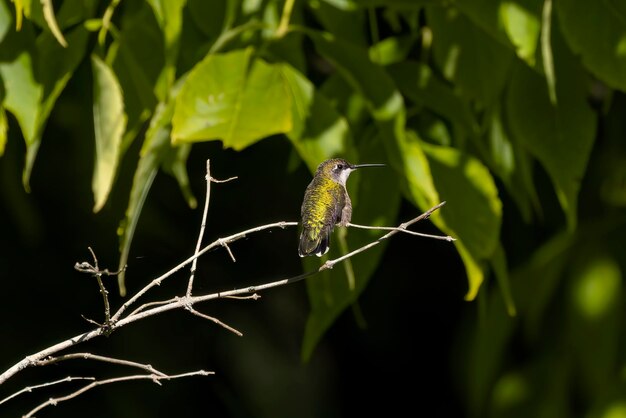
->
[298,158,385,257]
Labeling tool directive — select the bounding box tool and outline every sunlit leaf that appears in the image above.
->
[0,24,42,190]
[41,0,67,47]
[419,140,502,299]
[172,48,292,150]
[91,54,127,212]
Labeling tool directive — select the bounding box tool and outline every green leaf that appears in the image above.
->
[281,64,351,172]
[491,243,516,316]
[557,0,626,91]
[41,0,67,47]
[427,5,514,106]
[0,0,10,43]
[0,107,6,156]
[499,0,541,65]
[162,143,197,209]
[111,3,162,140]
[116,94,176,296]
[369,35,416,66]
[421,140,503,299]
[505,31,597,231]
[388,61,478,143]
[171,48,292,150]
[301,136,401,361]
[0,24,42,189]
[146,0,186,99]
[485,104,539,222]
[91,55,127,213]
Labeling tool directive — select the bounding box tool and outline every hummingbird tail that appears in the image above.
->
[298,226,331,257]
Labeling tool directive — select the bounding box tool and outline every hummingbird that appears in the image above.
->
[298,158,385,257]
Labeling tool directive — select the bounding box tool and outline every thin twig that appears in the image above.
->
[188,160,239,297]
[23,370,214,417]
[111,221,297,323]
[347,223,456,241]
[128,298,178,318]
[186,306,243,337]
[0,376,95,406]
[34,353,167,377]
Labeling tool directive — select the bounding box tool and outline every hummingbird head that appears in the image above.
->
[316,158,385,186]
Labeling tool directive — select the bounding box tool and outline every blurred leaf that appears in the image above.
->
[41,0,67,47]
[0,24,42,190]
[162,143,197,209]
[540,0,556,104]
[557,0,626,92]
[281,63,351,172]
[427,5,514,106]
[421,140,502,299]
[0,0,10,43]
[491,243,516,316]
[569,254,622,398]
[302,136,401,361]
[506,30,597,231]
[308,0,368,46]
[388,61,478,143]
[146,0,186,99]
[187,0,227,39]
[111,3,162,142]
[369,35,416,66]
[499,0,541,65]
[0,107,6,155]
[171,48,292,149]
[91,54,127,213]
[485,104,538,222]
[117,90,178,295]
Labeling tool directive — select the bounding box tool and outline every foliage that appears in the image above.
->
[0,0,625,416]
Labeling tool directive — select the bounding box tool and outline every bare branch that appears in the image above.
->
[187,159,233,298]
[111,220,298,323]
[0,376,95,406]
[128,298,178,318]
[347,222,455,241]
[0,202,448,386]
[187,306,243,337]
[23,370,214,417]
[34,353,167,377]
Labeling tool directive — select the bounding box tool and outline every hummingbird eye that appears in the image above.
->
[335,164,343,171]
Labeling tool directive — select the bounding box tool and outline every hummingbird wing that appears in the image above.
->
[299,181,346,257]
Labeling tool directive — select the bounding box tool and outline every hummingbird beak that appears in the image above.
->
[350,163,386,169]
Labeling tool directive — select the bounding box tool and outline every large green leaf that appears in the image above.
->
[172,48,292,149]
[91,55,127,213]
[0,107,6,156]
[301,136,401,361]
[556,0,626,92]
[505,30,597,231]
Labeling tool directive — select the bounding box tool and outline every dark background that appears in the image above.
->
[0,68,469,416]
